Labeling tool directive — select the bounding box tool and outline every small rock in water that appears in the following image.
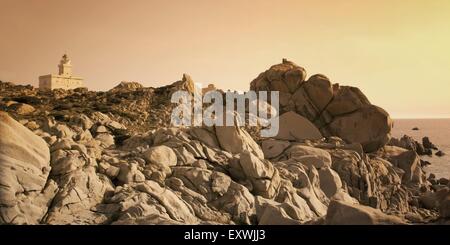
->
[429,178,438,185]
[424,148,433,156]
[435,150,445,157]
[422,136,438,150]
[415,142,427,155]
[420,159,431,167]
[428,173,436,180]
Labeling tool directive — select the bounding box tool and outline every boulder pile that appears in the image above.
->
[250,59,392,153]
[388,134,445,158]
[0,60,448,225]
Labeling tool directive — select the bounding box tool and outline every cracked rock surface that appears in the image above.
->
[0,60,448,224]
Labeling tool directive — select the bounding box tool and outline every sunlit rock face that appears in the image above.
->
[0,59,445,225]
[250,59,392,153]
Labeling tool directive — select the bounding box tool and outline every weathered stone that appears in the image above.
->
[274,111,323,141]
[436,150,445,157]
[71,114,94,130]
[327,105,392,152]
[90,111,111,125]
[274,161,327,217]
[261,139,290,159]
[330,189,359,205]
[284,67,306,93]
[215,125,264,159]
[95,125,109,133]
[135,181,198,224]
[0,60,440,225]
[325,200,405,225]
[25,120,40,130]
[422,137,437,150]
[51,138,73,152]
[0,112,55,224]
[106,121,126,131]
[238,151,280,198]
[304,74,333,112]
[290,87,319,121]
[8,103,35,115]
[388,135,419,152]
[284,145,332,169]
[258,203,303,225]
[250,60,393,153]
[117,163,145,184]
[142,145,177,177]
[53,124,75,139]
[45,167,114,224]
[318,167,342,198]
[95,133,115,148]
[189,127,220,149]
[327,86,370,116]
[381,146,422,184]
[109,81,144,92]
[171,167,256,224]
[51,154,84,175]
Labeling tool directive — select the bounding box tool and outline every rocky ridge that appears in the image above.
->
[0,59,448,225]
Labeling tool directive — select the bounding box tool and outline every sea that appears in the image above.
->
[392,119,450,179]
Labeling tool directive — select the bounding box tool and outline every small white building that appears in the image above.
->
[39,54,84,90]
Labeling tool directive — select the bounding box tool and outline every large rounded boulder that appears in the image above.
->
[250,59,392,152]
[328,105,392,153]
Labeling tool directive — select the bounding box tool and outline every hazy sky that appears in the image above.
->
[1,0,449,118]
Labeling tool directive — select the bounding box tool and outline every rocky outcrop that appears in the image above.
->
[283,145,332,169]
[327,105,392,152]
[261,139,291,159]
[215,125,264,158]
[8,103,35,115]
[0,109,347,224]
[109,81,144,93]
[423,137,438,150]
[318,167,342,198]
[250,59,392,152]
[388,135,431,156]
[0,112,56,224]
[378,146,423,184]
[0,61,445,225]
[388,135,445,159]
[236,151,280,199]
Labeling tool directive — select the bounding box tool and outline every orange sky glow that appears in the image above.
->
[1,0,449,118]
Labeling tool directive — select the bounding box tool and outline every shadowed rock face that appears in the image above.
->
[250,59,392,152]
